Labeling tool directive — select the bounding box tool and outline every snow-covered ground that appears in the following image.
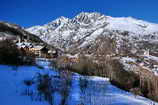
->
[67,73,82,105]
[80,76,156,105]
[0,58,157,105]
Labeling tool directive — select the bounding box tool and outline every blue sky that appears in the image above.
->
[0,0,158,27]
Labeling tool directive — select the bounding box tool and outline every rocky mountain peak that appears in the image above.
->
[48,16,69,28]
[72,12,106,24]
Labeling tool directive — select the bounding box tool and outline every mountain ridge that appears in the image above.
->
[26,12,158,54]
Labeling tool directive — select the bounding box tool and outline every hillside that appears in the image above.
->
[0,21,58,57]
[0,59,157,105]
[0,21,45,43]
[26,12,158,102]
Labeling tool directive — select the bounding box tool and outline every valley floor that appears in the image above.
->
[0,58,157,105]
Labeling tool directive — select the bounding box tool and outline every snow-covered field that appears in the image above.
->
[0,58,157,105]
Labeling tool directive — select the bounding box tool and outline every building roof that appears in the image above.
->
[16,42,33,48]
[33,45,44,50]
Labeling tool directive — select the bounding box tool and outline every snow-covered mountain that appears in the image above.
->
[27,12,158,54]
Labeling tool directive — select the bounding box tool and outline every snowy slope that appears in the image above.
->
[105,16,158,34]
[0,59,157,105]
[80,76,156,105]
[0,66,52,105]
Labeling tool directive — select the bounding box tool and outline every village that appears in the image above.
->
[9,36,80,64]
[16,39,58,58]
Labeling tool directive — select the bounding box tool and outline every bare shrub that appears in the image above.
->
[59,70,72,105]
[130,88,142,97]
[103,59,140,91]
[52,56,70,70]
[138,69,158,101]
[53,55,111,77]
[36,74,53,105]
[23,79,34,96]
[79,77,88,92]
[22,71,72,105]
[69,55,100,76]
